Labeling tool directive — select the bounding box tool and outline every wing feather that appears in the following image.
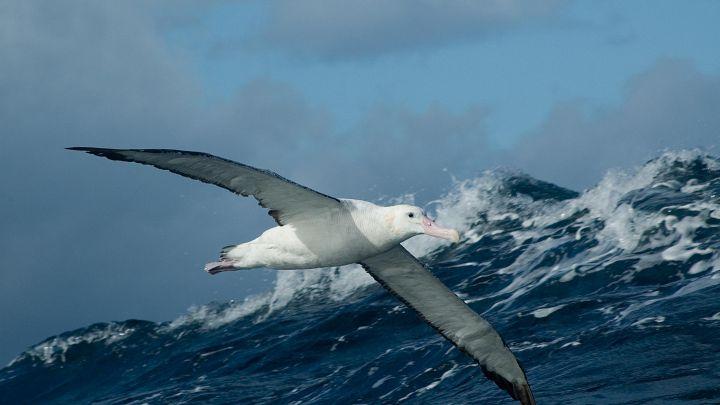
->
[360,246,535,404]
[68,148,341,225]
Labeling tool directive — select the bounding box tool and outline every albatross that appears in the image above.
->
[69,147,535,404]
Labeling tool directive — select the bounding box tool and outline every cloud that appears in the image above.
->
[0,1,334,363]
[258,0,570,60]
[0,0,201,362]
[511,59,720,188]
[335,104,493,199]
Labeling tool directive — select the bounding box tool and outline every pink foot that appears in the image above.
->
[204,261,236,275]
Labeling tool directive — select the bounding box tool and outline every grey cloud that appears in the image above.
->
[0,1,334,363]
[203,78,334,161]
[0,0,203,363]
[314,58,720,198]
[258,0,570,60]
[511,59,720,189]
[334,104,494,200]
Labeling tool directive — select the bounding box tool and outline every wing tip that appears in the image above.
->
[66,146,92,153]
[514,382,536,405]
[361,249,537,404]
[66,146,104,151]
[482,367,536,405]
[66,147,129,161]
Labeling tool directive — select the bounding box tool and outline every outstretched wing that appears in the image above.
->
[68,148,341,225]
[360,246,535,405]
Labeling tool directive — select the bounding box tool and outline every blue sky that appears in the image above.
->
[1,0,719,363]
[170,1,720,145]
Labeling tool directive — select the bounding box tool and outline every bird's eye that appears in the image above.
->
[408,213,414,218]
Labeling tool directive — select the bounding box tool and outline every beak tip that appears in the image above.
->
[422,220,461,243]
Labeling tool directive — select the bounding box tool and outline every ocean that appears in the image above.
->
[2,150,719,404]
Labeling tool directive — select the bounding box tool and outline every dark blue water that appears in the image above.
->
[2,151,720,404]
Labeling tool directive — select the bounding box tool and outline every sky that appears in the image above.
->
[1,0,719,363]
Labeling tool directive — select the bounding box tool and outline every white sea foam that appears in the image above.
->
[703,312,720,321]
[372,375,393,389]
[163,264,376,331]
[661,215,714,261]
[632,316,666,328]
[9,323,135,366]
[531,304,566,318]
[561,341,581,348]
[510,338,564,352]
[398,363,464,401]
[490,151,719,311]
[619,272,720,322]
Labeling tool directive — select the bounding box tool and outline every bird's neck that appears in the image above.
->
[344,200,408,250]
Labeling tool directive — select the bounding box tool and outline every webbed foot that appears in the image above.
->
[204,261,236,275]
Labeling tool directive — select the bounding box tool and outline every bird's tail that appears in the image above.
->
[217,243,261,270]
[220,244,238,261]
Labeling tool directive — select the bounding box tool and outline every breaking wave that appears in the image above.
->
[2,150,720,404]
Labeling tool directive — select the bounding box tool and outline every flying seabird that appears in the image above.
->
[69,147,536,404]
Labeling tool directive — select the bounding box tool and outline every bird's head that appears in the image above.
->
[387,205,460,243]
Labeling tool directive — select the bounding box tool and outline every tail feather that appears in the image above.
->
[220,244,237,260]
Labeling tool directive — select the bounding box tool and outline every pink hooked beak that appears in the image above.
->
[421,216,460,243]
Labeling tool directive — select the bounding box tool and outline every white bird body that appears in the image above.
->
[69,147,535,405]
[224,199,402,269]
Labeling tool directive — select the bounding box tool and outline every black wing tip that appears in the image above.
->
[67,147,176,162]
[66,146,118,151]
[66,147,128,161]
[68,147,222,160]
[65,146,138,162]
[514,382,536,405]
[66,146,101,152]
[482,368,536,405]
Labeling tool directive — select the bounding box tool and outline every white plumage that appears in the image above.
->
[215,199,451,271]
[69,147,535,405]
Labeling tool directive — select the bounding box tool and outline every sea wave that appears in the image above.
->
[3,149,719,404]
